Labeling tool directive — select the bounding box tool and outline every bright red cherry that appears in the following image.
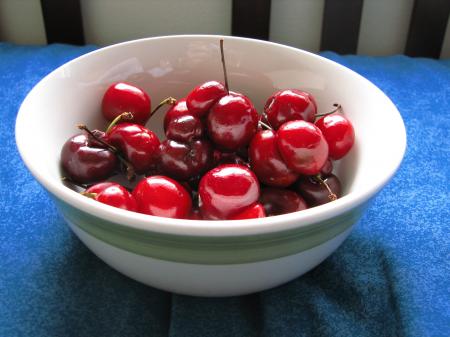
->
[295,174,341,207]
[264,89,316,129]
[207,92,259,151]
[315,114,355,160]
[259,188,307,216]
[102,82,151,125]
[165,114,204,142]
[158,139,213,181]
[85,182,137,211]
[229,203,266,220]
[132,176,192,219]
[198,164,260,220]
[61,133,117,184]
[106,123,160,174]
[163,98,190,131]
[277,120,329,175]
[249,129,299,187]
[186,81,227,117]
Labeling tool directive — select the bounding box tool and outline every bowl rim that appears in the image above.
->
[15,34,407,237]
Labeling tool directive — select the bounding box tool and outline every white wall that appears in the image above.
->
[0,0,449,58]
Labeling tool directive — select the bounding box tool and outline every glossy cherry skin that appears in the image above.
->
[207,93,259,151]
[277,120,329,175]
[295,174,342,207]
[158,139,213,181]
[132,176,192,219]
[163,98,190,131]
[186,81,227,117]
[315,114,355,160]
[198,164,260,220]
[165,114,204,142]
[85,182,137,211]
[213,150,249,167]
[259,188,307,216]
[264,89,316,129]
[102,82,151,125]
[229,203,266,220]
[106,123,160,174]
[61,133,117,184]
[249,129,299,187]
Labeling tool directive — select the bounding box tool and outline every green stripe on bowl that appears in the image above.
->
[55,199,366,265]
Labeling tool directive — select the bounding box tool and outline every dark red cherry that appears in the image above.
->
[277,120,329,175]
[132,176,192,219]
[85,182,137,211]
[320,158,333,177]
[259,188,307,216]
[106,123,160,174]
[249,129,299,187]
[61,133,117,184]
[264,89,316,129]
[315,114,355,160]
[186,81,227,117]
[207,92,259,151]
[229,203,266,220]
[158,139,213,181]
[165,114,204,142]
[213,150,249,167]
[163,98,190,131]
[102,82,151,125]
[295,174,342,207]
[198,164,260,220]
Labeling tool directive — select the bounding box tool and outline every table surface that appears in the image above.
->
[1,43,449,337]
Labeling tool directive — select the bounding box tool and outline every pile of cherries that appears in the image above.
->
[61,41,355,221]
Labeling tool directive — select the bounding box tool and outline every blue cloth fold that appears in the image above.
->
[1,43,448,337]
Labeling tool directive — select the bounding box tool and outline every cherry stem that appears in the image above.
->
[314,174,337,201]
[149,96,177,118]
[80,192,97,199]
[315,103,342,118]
[77,124,136,181]
[258,120,273,130]
[105,112,134,133]
[220,39,230,94]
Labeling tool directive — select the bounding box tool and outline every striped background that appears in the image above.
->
[1,0,449,58]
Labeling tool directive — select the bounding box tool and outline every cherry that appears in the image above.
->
[61,133,117,184]
[315,114,355,160]
[198,164,260,220]
[320,158,333,177]
[102,82,151,125]
[213,150,249,167]
[132,175,192,219]
[165,114,204,142]
[277,120,329,175]
[207,92,259,151]
[84,182,137,211]
[295,174,341,207]
[163,98,190,131]
[259,188,307,216]
[229,203,266,220]
[264,89,316,129]
[106,123,160,175]
[186,81,227,117]
[249,129,299,187]
[158,139,213,181]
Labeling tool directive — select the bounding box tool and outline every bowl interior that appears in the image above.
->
[16,35,406,235]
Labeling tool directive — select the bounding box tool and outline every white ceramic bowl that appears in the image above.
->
[16,35,406,297]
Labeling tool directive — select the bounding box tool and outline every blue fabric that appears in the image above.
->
[1,42,449,337]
